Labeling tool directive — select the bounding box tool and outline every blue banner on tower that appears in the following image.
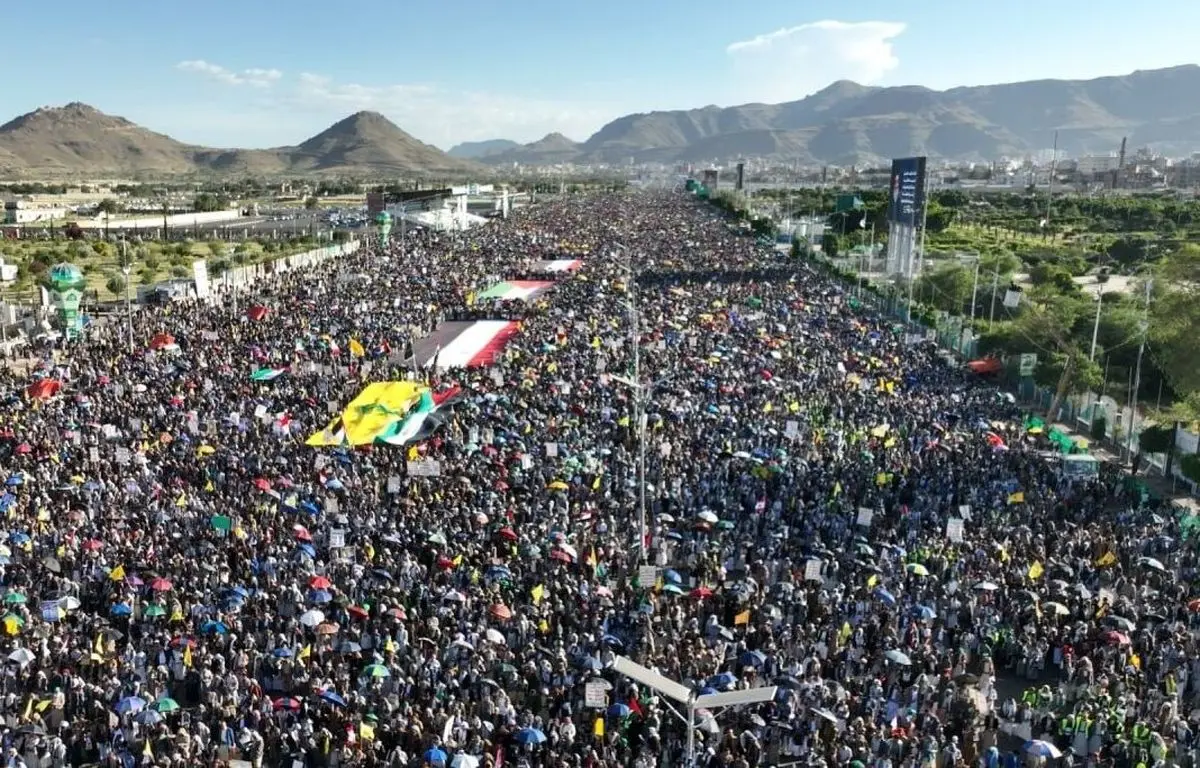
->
[886,157,927,227]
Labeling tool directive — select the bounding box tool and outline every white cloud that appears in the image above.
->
[290,73,611,148]
[726,20,906,104]
[177,60,283,88]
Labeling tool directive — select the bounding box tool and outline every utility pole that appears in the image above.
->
[120,240,133,353]
[1089,291,1103,362]
[1126,278,1152,464]
[1045,130,1059,228]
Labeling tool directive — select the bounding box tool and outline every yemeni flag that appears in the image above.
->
[412,321,521,370]
[478,280,554,301]
[251,367,288,382]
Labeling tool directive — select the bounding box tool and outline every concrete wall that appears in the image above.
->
[78,210,244,229]
[213,239,361,292]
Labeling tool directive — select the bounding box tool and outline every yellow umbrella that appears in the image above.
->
[547,481,569,491]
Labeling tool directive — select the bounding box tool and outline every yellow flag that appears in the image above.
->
[867,574,879,588]
[22,697,31,720]
[183,645,192,668]
[733,610,750,626]
[359,723,375,741]
[143,739,153,759]
[1027,561,1044,580]
[175,493,187,508]
[1095,551,1117,567]
[109,564,126,581]
[538,619,550,634]
[349,338,366,358]
[593,717,605,738]
[204,479,215,492]
[531,584,545,605]
[1007,491,1025,505]
[452,554,463,568]
[94,633,105,655]
[299,644,312,661]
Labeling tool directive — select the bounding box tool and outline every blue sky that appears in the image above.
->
[6,0,1199,150]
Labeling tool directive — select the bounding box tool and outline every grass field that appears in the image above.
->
[0,237,319,302]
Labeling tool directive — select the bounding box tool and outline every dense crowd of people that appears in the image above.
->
[0,192,1194,768]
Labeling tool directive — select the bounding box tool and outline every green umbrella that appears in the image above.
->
[4,593,26,605]
[143,605,167,618]
[153,698,180,713]
[363,664,390,678]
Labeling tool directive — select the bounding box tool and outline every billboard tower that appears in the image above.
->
[884,157,928,286]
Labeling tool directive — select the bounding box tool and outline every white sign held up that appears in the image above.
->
[856,508,874,527]
[584,681,608,709]
[804,559,823,582]
[946,518,964,543]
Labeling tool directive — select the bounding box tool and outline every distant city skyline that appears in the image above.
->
[4,0,1199,150]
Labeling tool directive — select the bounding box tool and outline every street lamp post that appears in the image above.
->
[119,240,133,353]
[612,656,777,767]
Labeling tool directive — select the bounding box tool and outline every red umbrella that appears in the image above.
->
[82,539,104,552]
[247,305,269,321]
[436,555,455,570]
[149,333,176,350]
[309,576,332,590]
[690,586,714,599]
[253,478,272,492]
[489,604,512,621]
[388,606,407,620]
[294,526,313,542]
[150,578,173,592]
[549,550,572,564]
[347,605,369,620]
[273,697,301,712]
[26,379,61,400]
[1102,630,1131,646]
[497,527,518,542]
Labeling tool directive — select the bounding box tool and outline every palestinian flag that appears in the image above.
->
[535,259,582,273]
[478,280,554,301]
[251,367,288,382]
[412,321,520,370]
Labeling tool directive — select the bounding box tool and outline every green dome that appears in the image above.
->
[48,263,85,288]
[374,212,392,225]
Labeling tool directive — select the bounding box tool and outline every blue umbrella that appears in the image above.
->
[912,605,937,620]
[200,620,228,635]
[709,672,737,689]
[698,686,718,696]
[110,603,132,617]
[663,569,682,583]
[115,696,146,714]
[319,690,347,707]
[607,703,631,718]
[227,586,251,599]
[0,494,15,511]
[8,532,29,545]
[873,588,896,606]
[272,648,293,658]
[296,543,317,559]
[576,656,602,672]
[514,728,547,745]
[308,589,332,603]
[5,476,23,487]
[423,747,448,765]
[739,650,766,667]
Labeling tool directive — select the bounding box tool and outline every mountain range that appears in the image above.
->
[4,65,1200,177]
[482,64,1200,166]
[0,103,479,177]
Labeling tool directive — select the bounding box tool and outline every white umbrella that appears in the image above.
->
[58,595,81,611]
[1043,602,1070,616]
[7,648,34,666]
[973,581,1000,591]
[300,610,325,628]
[485,628,506,645]
[450,756,480,768]
[557,543,578,561]
[698,510,719,524]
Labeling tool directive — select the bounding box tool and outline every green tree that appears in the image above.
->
[105,274,127,296]
[1149,244,1200,420]
[192,193,229,213]
[915,263,974,315]
[304,196,320,210]
[96,198,124,215]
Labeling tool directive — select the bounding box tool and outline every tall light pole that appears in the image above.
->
[1089,290,1103,362]
[612,244,650,565]
[612,656,777,767]
[119,240,133,353]
[1126,278,1152,464]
